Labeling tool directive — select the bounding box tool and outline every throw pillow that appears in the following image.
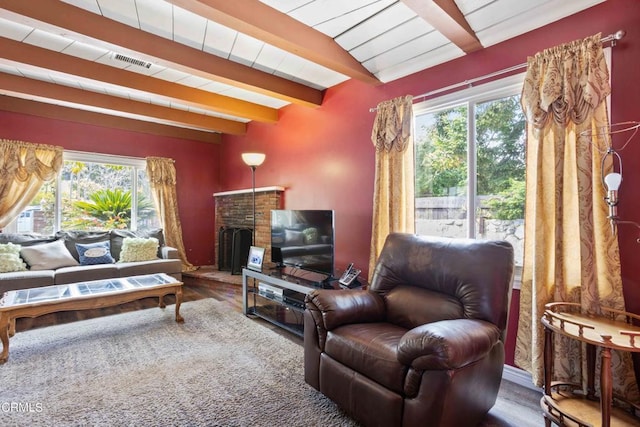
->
[302,227,319,244]
[0,242,27,273]
[119,237,159,262]
[284,229,304,246]
[75,241,115,266]
[19,239,79,271]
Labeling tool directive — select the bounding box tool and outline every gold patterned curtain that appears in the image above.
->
[0,140,63,229]
[515,34,639,401]
[146,157,196,272]
[368,95,415,278]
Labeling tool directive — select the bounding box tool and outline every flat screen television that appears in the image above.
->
[270,209,334,278]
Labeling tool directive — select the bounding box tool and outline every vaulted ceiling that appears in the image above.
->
[0,0,605,142]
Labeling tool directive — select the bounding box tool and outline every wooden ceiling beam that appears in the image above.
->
[165,0,380,85]
[0,96,221,144]
[0,73,246,135]
[0,0,323,107]
[0,36,277,123]
[401,0,482,53]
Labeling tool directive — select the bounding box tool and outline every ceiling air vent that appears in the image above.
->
[112,53,152,69]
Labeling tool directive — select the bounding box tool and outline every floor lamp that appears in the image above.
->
[241,153,266,245]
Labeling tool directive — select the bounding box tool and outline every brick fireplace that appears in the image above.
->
[213,186,284,271]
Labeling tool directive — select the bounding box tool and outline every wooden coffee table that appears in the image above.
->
[0,273,183,364]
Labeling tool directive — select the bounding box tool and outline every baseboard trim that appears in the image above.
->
[502,365,540,392]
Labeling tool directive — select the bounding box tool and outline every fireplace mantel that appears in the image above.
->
[213,186,285,197]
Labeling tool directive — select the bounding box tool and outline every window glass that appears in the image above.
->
[414,75,526,279]
[415,104,469,238]
[3,153,158,233]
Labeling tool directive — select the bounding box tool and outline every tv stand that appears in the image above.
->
[242,268,314,337]
[242,268,350,336]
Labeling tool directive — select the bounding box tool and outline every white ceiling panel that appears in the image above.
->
[229,33,265,67]
[363,31,457,75]
[150,67,191,83]
[172,6,208,49]
[350,17,433,63]
[288,0,384,27]
[61,40,109,62]
[0,17,33,41]
[259,0,318,14]
[336,2,416,51]
[23,29,73,52]
[61,0,101,15]
[314,0,397,38]
[202,21,238,59]
[253,44,288,73]
[375,44,465,83]
[456,0,496,15]
[96,0,140,29]
[135,0,173,40]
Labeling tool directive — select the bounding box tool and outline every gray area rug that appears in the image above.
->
[0,299,356,426]
[0,298,543,426]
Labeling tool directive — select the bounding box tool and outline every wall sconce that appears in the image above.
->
[242,153,266,245]
[598,122,640,242]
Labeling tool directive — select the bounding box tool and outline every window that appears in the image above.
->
[414,74,526,280]
[4,151,159,234]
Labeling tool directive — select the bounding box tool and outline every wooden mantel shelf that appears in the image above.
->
[213,186,285,197]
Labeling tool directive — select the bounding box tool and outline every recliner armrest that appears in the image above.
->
[398,318,501,370]
[305,289,386,330]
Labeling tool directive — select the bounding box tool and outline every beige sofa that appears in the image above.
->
[0,229,182,294]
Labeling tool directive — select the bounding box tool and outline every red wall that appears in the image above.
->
[221,0,640,366]
[0,112,221,266]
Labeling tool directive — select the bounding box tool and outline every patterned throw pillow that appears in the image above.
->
[76,241,115,266]
[119,237,159,262]
[0,242,27,273]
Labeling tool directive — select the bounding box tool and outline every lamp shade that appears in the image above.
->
[242,152,266,167]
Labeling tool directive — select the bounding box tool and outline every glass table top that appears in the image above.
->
[1,273,179,308]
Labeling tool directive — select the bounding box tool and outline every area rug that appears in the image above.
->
[0,299,357,426]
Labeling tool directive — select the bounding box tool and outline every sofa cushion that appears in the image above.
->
[0,243,27,273]
[20,239,79,271]
[54,264,119,285]
[110,229,164,260]
[0,270,55,293]
[119,237,159,262]
[55,230,111,261]
[76,241,115,266]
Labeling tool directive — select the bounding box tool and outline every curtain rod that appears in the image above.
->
[369,30,626,112]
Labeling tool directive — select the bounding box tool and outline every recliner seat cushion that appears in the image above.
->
[325,322,408,394]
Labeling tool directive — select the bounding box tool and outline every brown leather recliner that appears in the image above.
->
[304,233,514,427]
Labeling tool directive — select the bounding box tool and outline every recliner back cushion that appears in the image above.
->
[385,285,463,329]
[371,233,514,329]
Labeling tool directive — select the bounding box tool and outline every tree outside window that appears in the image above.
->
[4,153,159,234]
[414,81,526,271]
